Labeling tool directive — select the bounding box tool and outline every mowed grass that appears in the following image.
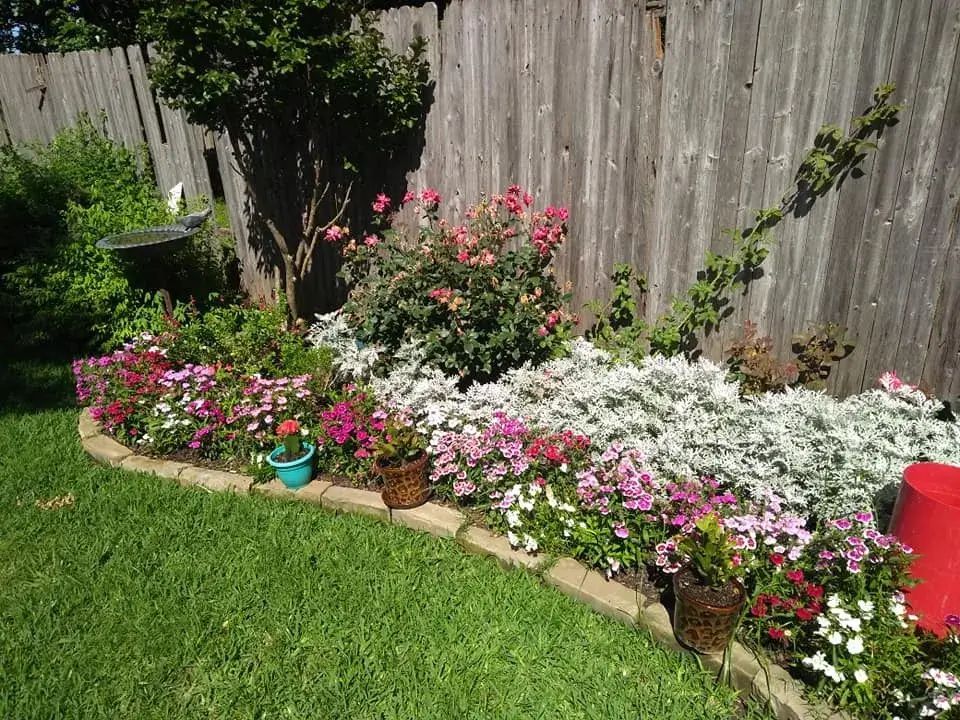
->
[0,361,772,720]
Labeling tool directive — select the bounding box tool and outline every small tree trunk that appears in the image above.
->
[280,251,300,323]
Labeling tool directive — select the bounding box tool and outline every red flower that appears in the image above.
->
[767,627,787,643]
[806,584,824,599]
[785,569,805,584]
[796,608,814,622]
[770,553,785,566]
[276,419,300,437]
[750,599,769,618]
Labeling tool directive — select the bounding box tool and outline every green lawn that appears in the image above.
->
[0,360,771,720]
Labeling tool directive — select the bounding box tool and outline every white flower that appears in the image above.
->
[827,631,844,645]
[846,636,865,655]
[827,594,842,609]
[857,599,875,616]
[517,496,534,512]
[802,652,828,672]
[824,665,846,683]
[559,462,568,473]
[838,616,862,633]
[523,534,539,553]
[545,486,558,507]
[504,510,521,528]
[506,531,519,547]
[854,668,868,684]
[527,482,543,496]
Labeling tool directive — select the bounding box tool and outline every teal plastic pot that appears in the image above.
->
[266,442,315,489]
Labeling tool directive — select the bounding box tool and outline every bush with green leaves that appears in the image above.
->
[147,0,430,322]
[163,299,335,380]
[0,118,230,351]
[331,186,575,384]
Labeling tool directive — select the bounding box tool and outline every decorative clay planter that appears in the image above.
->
[672,566,746,654]
[267,442,316,489]
[376,452,431,509]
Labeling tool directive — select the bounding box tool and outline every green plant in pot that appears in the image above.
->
[374,416,430,510]
[266,419,315,490]
[671,513,747,654]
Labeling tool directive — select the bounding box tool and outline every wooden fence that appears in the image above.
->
[0,44,213,201]
[1,0,957,398]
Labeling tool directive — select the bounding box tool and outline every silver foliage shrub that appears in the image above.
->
[310,318,960,517]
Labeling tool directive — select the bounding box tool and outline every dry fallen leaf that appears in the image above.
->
[35,493,75,511]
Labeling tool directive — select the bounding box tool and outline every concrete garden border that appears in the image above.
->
[79,408,841,720]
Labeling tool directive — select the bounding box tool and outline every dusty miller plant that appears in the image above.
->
[311,325,960,519]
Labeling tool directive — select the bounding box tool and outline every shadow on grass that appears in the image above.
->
[0,347,76,413]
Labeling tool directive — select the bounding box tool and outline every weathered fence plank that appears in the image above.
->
[861,0,960,387]
[834,0,933,392]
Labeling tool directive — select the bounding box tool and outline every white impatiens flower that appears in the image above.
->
[854,668,869,684]
[857,599,875,616]
[504,510,521,528]
[838,616,863,633]
[523,534,539,553]
[506,531,519,547]
[802,652,829,672]
[824,665,846,683]
[827,631,844,646]
[827,594,842,609]
[846,636,865,655]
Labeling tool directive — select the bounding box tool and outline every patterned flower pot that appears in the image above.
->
[376,451,431,509]
[266,442,316,490]
[672,565,746,654]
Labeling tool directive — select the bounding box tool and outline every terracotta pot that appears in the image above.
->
[375,451,431,509]
[672,566,746,654]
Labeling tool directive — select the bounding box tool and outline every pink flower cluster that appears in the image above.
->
[431,413,534,492]
[318,395,386,460]
[814,513,912,574]
[575,443,657,515]
[231,374,313,440]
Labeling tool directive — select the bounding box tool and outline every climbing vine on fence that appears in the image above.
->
[588,84,902,362]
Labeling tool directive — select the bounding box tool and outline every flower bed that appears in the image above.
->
[75,188,960,720]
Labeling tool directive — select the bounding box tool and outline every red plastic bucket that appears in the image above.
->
[890,462,960,636]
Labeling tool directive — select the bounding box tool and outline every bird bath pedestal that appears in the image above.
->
[96,225,201,315]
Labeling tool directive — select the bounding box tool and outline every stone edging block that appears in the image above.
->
[321,485,389,521]
[119,454,188,480]
[77,410,828,720]
[179,466,251,494]
[82,433,133,467]
[78,407,102,439]
[752,663,825,720]
[253,478,332,504]
[456,526,548,571]
[391,502,465,539]
[574,568,644,626]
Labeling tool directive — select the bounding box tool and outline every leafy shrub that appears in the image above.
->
[164,299,335,380]
[0,117,230,351]
[330,186,575,384]
[725,321,854,395]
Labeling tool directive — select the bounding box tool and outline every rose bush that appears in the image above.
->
[327,186,575,384]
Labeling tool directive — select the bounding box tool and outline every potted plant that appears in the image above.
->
[374,416,430,509]
[672,513,747,653]
[266,419,315,490]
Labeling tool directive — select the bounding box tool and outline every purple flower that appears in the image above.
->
[613,523,629,539]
